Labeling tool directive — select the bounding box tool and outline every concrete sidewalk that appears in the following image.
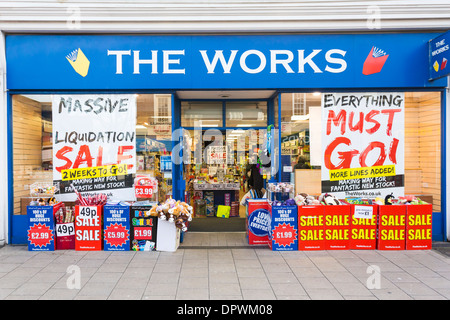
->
[1,237,450,300]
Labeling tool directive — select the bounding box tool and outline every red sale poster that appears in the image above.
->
[297,205,325,250]
[75,205,103,251]
[349,204,378,250]
[377,205,406,250]
[406,204,432,250]
[324,205,351,250]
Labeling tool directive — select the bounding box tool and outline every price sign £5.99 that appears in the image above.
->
[75,205,103,251]
[104,205,131,251]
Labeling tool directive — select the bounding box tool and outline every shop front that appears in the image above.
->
[5,32,448,249]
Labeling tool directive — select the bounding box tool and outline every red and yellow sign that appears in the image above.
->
[349,204,378,250]
[406,204,432,250]
[75,205,103,251]
[298,205,325,250]
[324,206,351,250]
[377,205,406,250]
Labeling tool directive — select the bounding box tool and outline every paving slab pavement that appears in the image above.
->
[1,237,450,300]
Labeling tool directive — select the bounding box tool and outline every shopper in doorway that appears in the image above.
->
[294,156,311,169]
[240,163,266,206]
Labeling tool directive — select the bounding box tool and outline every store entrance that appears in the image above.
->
[177,94,275,232]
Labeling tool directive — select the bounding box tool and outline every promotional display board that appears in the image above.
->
[321,92,405,199]
[52,94,137,202]
[75,205,103,251]
[297,205,325,250]
[324,205,351,250]
[54,205,75,250]
[269,205,298,251]
[247,199,271,245]
[130,206,158,251]
[406,204,433,250]
[27,206,55,251]
[377,205,406,250]
[349,204,378,250]
[103,205,130,251]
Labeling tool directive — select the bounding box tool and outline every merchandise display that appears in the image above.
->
[25,181,433,252]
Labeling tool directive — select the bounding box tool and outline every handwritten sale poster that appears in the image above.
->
[52,94,137,201]
[321,92,405,199]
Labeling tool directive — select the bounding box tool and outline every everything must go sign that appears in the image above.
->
[52,94,137,201]
[321,92,405,199]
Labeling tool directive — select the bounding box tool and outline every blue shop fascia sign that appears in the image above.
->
[5,33,447,90]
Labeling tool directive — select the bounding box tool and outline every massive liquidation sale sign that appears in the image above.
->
[52,94,137,201]
[321,92,404,199]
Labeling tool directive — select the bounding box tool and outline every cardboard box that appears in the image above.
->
[103,205,131,251]
[349,204,378,250]
[156,220,180,252]
[323,205,351,250]
[27,205,55,251]
[406,204,433,250]
[75,205,103,251]
[130,205,158,251]
[269,205,298,251]
[247,199,271,245]
[297,205,325,250]
[377,205,406,250]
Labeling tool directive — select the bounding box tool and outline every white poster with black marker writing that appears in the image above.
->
[321,92,404,200]
[52,94,137,201]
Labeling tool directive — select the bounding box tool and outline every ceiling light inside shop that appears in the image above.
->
[313,92,321,96]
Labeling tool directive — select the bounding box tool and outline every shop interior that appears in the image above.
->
[11,90,442,236]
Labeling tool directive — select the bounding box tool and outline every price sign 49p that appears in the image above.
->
[75,205,103,251]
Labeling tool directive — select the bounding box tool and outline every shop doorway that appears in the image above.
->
[175,91,277,232]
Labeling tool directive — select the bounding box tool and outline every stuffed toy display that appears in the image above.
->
[318,193,342,205]
[294,193,321,206]
[155,198,193,231]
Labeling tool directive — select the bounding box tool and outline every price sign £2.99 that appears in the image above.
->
[75,205,103,251]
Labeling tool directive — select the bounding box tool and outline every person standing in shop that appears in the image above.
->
[240,163,266,206]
